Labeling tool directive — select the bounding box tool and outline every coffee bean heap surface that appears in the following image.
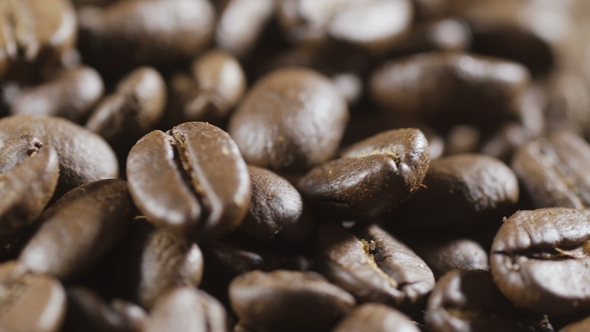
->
[0,0,589,331]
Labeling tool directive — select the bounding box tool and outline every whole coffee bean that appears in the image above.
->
[391,153,519,230]
[490,208,590,316]
[425,269,553,332]
[0,135,59,244]
[237,165,312,244]
[560,315,590,332]
[299,128,430,219]
[166,49,246,127]
[0,261,66,332]
[77,0,215,76]
[216,0,275,58]
[19,179,138,281]
[411,238,488,279]
[369,52,530,131]
[316,222,434,312]
[512,131,590,209]
[544,72,590,135]
[127,122,250,239]
[11,66,104,123]
[0,114,118,196]
[86,67,166,156]
[228,67,348,174]
[229,270,356,332]
[0,0,77,81]
[332,303,420,332]
[146,287,228,332]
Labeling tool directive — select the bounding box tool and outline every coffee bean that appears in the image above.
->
[146,286,228,332]
[299,128,430,219]
[512,131,590,209]
[127,121,250,239]
[425,269,553,332]
[0,135,59,244]
[19,179,138,281]
[228,67,348,174]
[11,66,104,123]
[229,270,356,332]
[316,222,434,312]
[490,208,590,316]
[480,122,530,163]
[411,238,488,279]
[0,114,118,196]
[333,303,420,332]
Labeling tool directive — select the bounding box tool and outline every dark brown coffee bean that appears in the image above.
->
[166,49,246,127]
[316,222,434,312]
[560,315,590,332]
[19,179,138,281]
[216,0,275,58]
[276,0,413,55]
[229,270,356,332]
[512,131,590,209]
[333,303,420,332]
[0,0,77,81]
[228,67,348,174]
[391,153,519,230]
[11,66,104,123]
[369,52,530,131]
[481,122,530,163]
[0,261,66,332]
[544,72,590,135]
[491,208,590,316]
[425,269,553,332]
[411,238,488,279]
[299,128,430,219]
[146,286,228,332]
[0,135,59,244]
[86,66,166,155]
[127,122,250,239]
[0,114,118,195]
[236,165,312,243]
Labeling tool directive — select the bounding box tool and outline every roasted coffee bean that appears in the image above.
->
[0,261,66,332]
[0,0,77,81]
[19,179,138,281]
[544,72,590,135]
[276,0,413,55]
[316,222,434,312]
[512,131,590,209]
[490,208,590,316]
[299,128,430,219]
[369,52,530,131]
[425,269,553,332]
[215,0,275,58]
[77,0,215,76]
[0,135,59,244]
[228,67,348,174]
[86,66,166,157]
[127,121,250,239]
[391,153,519,230]
[480,122,530,163]
[11,66,104,123]
[237,165,312,244]
[102,220,204,309]
[146,286,227,332]
[166,49,246,127]
[411,238,488,279]
[0,114,118,195]
[332,303,420,332]
[62,287,147,332]
[229,270,356,332]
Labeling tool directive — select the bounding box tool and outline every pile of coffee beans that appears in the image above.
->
[1,0,590,331]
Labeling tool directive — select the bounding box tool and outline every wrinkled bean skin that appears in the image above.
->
[491,208,590,316]
[411,238,488,279]
[299,128,430,219]
[19,179,138,281]
[127,122,250,239]
[316,222,434,312]
[332,303,420,332]
[0,114,118,196]
[0,135,59,244]
[228,67,348,174]
[229,270,356,332]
